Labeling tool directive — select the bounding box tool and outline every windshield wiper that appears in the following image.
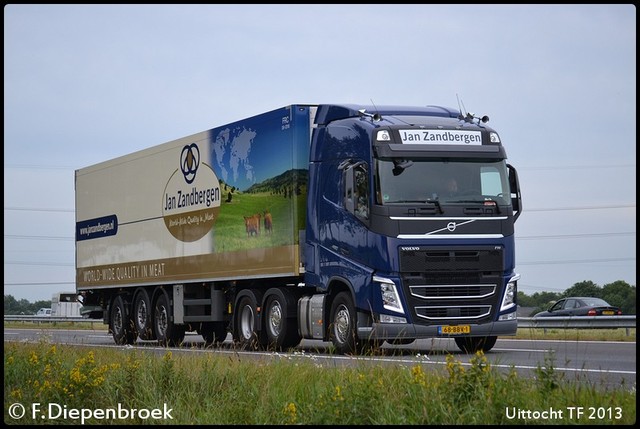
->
[392,199,444,214]
[455,199,502,214]
[426,198,444,214]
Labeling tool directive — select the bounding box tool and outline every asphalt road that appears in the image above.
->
[4,327,636,391]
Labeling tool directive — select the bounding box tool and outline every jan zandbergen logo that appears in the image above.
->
[8,402,173,423]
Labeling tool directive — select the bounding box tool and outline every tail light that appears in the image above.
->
[617,309,622,315]
[587,309,597,316]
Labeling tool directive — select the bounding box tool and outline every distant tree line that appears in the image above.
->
[3,280,635,317]
[518,280,636,317]
[4,295,52,315]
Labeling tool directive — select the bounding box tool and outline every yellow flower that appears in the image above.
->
[332,385,344,402]
[411,365,427,386]
[283,402,297,424]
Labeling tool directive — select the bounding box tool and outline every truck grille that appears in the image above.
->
[409,284,496,299]
[415,305,492,320]
[399,246,503,324]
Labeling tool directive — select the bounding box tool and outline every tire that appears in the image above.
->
[233,294,265,350]
[329,291,360,355]
[110,295,137,345]
[198,322,227,346]
[264,289,301,351]
[454,336,498,353]
[133,289,155,340]
[153,290,185,347]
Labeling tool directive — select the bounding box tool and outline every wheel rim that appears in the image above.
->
[334,304,350,344]
[240,305,254,340]
[136,300,147,329]
[113,306,123,334]
[156,304,168,337]
[268,300,282,338]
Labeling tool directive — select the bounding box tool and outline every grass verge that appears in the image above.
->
[4,341,636,425]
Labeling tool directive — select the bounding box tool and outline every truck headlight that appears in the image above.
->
[374,275,405,314]
[500,274,519,312]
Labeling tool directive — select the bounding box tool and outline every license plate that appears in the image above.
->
[438,325,471,335]
[602,310,614,315]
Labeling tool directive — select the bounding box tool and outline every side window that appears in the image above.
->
[354,165,369,220]
[343,161,369,221]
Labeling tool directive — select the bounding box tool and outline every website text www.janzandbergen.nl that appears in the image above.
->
[79,220,115,238]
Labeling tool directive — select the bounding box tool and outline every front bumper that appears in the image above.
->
[358,318,517,340]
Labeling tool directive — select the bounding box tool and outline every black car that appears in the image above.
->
[533,297,622,317]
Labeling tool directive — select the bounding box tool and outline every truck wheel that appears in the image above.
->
[198,322,227,346]
[110,295,137,345]
[264,289,301,351]
[454,336,497,353]
[234,294,265,350]
[153,290,185,347]
[133,289,155,340]
[329,291,360,355]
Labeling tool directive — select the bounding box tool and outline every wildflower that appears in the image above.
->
[283,402,297,424]
[411,364,427,387]
[332,385,344,402]
[11,389,22,400]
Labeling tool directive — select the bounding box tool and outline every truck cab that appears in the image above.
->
[302,104,522,353]
[36,308,52,317]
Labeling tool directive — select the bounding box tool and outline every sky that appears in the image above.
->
[4,4,636,303]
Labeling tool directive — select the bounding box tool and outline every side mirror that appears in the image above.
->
[508,163,522,222]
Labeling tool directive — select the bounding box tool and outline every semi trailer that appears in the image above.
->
[75,103,522,354]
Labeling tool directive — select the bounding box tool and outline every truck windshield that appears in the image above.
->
[375,158,511,206]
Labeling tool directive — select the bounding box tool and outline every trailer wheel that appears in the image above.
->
[264,289,301,351]
[234,294,264,350]
[153,290,185,347]
[329,291,361,355]
[454,336,497,353]
[133,289,155,340]
[198,322,227,346]
[110,295,137,345]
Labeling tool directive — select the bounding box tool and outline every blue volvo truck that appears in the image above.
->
[75,103,522,354]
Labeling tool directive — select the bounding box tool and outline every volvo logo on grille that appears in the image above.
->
[401,246,420,251]
[447,222,457,232]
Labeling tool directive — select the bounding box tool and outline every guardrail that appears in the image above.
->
[4,315,636,334]
[4,315,104,328]
[518,315,636,336]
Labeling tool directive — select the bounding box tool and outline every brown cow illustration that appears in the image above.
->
[243,213,261,237]
[263,209,273,235]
